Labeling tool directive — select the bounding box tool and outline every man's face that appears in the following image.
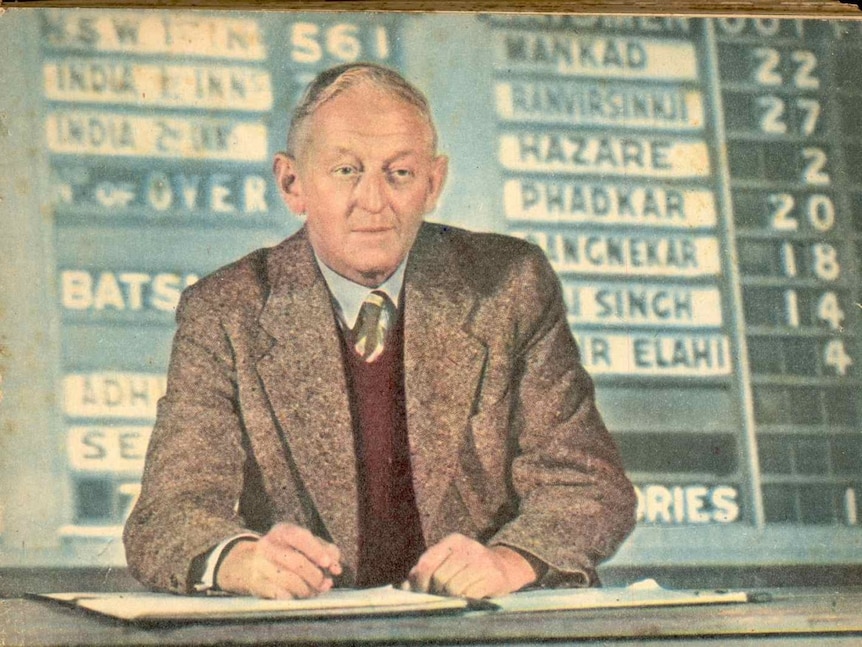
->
[275,82,448,287]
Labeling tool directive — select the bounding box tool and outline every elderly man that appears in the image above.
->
[124,63,636,600]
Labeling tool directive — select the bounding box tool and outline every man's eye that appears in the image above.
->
[333,166,358,177]
[388,169,414,181]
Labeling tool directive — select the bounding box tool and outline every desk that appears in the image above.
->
[2,588,862,646]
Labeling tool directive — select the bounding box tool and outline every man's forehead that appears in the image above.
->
[306,137,436,167]
[303,96,435,155]
[311,125,433,147]
[321,80,419,110]
[323,145,423,159]
[317,86,425,123]
[302,83,434,140]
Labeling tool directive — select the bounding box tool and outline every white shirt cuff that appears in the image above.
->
[194,533,260,593]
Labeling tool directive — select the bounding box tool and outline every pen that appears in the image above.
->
[462,597,500,611]
[394,581,500,611]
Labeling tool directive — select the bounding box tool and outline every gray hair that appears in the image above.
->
[286,63,437,157]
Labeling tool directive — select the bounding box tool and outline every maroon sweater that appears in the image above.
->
[338,306,426,587]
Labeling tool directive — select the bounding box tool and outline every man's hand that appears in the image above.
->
[406,534,539,598]
[216,523,342,599]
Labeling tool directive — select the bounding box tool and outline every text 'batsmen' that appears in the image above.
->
[499,132,710,178]
[61,270,198,313]
[576,333,732,376]
[515,231,721,278]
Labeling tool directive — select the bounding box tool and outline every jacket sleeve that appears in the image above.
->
[486,245,637,587]
[123,286,256,593]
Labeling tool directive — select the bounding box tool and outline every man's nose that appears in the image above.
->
[354,172,386,213]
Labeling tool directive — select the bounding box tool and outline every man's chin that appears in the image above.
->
[355,264,399,288]
[348,247,404,274]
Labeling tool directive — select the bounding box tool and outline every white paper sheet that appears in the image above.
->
[36,579,750,623]
[491,579,749,613]
[38,586,468,622]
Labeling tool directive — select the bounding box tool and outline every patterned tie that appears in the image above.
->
[352,290,396,363]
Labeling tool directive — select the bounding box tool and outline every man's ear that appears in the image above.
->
[423,154,449,213]
[273,152,306,215]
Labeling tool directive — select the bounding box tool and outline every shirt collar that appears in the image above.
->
[314,253,406,330]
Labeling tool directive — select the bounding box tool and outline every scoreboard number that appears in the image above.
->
[817,292,845,331]
[782,242,798,277]
[757,96,787,134]
[769,193,835,232]
[784,290,846,330]
[807,194,836,231]
[811,243,840,281]
[752,48,820,89]
[289,22,389,64]
[756,96,821,136]
[790,51,820,90]
[769,193,797,230]
[824,339,853,376]
[753,47,782,86]
[780,243,841,281]
[119,482,141,522]
[801,148,831,186]
[784,289,800,327]
[797,98,821,136]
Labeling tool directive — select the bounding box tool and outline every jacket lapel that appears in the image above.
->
[403,226,487,544]
[255,230,360,570]
[252,225,490,561]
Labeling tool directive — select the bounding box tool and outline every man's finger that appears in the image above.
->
[409,535,464,592]
[259,542,333,593]
[429,555,470,594]
[444,567,490,598]
[269,566,315,599]
[255,565,315,600]
[266,524,342,575]
[460,576,496,600]
[409,550,449,592]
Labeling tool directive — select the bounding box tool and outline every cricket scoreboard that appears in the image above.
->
[0,9,860,572]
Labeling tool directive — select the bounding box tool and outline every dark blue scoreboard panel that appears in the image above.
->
[0,10,859,570]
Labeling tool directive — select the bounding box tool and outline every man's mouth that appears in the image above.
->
[352,227,394,234]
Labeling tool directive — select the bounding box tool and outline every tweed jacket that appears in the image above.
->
[123,223,636,593]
